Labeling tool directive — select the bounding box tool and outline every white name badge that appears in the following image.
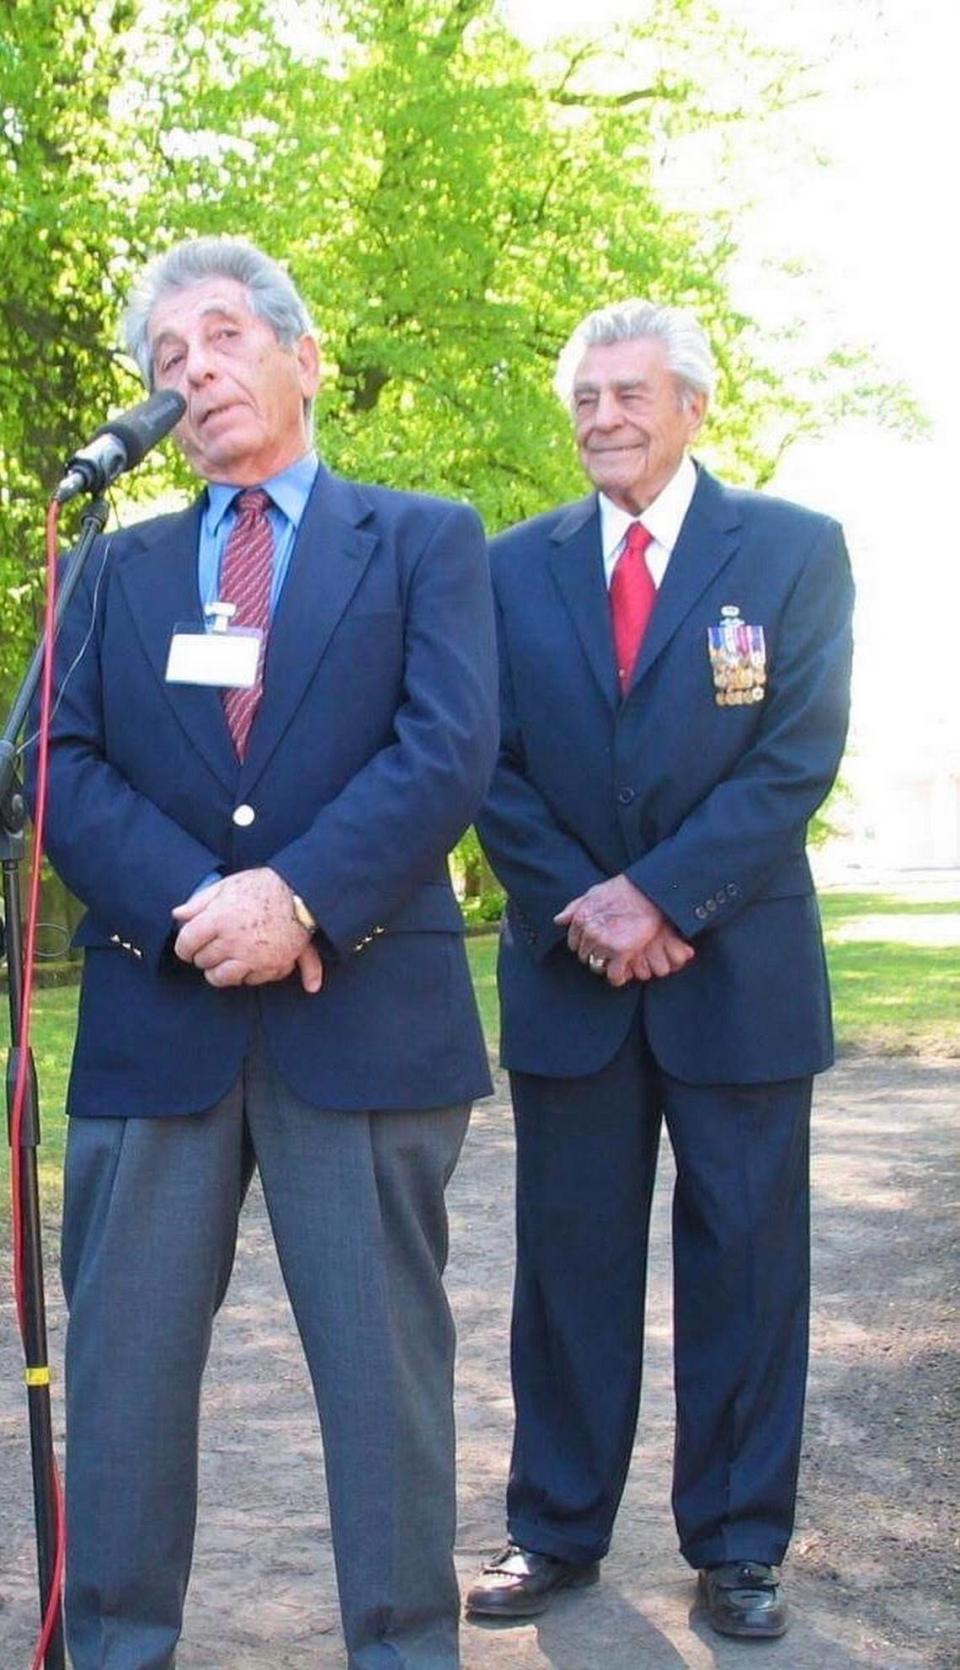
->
[165,626,262,689]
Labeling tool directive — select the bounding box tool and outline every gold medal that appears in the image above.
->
[707,611,767,709]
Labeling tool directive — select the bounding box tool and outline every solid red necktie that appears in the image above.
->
[219,487,274,759]
[609,520,655,693]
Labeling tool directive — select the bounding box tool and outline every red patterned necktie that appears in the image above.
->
[609,520,655,694]
[219,487,274,759]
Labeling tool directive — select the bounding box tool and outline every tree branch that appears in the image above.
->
[550,84,670,108]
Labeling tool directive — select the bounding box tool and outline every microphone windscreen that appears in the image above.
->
[93,389,186,468]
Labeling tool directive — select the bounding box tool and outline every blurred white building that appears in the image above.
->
[771,434,960,875]
[841,731,960,871]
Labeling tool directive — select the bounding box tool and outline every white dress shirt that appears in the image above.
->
[599,454,698,590]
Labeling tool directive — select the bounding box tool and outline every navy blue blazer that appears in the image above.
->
[37,465,498,1116]
[476,465,854,1085]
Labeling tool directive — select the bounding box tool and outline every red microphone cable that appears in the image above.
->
[9,497,67,1669]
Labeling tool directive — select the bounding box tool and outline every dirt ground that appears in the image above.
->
[1,1053,957,1670]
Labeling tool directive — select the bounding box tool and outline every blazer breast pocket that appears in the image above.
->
[328,606,403,653]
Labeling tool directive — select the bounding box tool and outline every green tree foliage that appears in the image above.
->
[2,0,872,700]
[0,0,143,689]
[6,0,908,922]
[140,0,796,519]
[6,0,895,910]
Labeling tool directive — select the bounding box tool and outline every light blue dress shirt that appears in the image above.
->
[197,450,319,622]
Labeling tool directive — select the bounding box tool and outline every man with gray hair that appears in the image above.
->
[35,235,497,1668]
[466,300,853,1637]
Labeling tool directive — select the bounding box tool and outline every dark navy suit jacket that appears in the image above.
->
[39,464,498,1116]
[476,465,854,1085]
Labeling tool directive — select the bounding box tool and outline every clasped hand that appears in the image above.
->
[172,868,324,992]
[555,873,694,987]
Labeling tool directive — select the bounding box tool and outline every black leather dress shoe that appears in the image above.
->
[465,1543,600,1619]
[698,1561,788,1638]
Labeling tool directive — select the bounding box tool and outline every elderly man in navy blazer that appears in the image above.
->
[37,236,497,1670]
[466,300,853,1639]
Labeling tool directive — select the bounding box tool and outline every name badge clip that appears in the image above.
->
[205,600,237,634]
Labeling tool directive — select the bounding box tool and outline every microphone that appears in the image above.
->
[55,389,186,504]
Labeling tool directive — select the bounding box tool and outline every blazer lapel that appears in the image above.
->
[115,498,239,790]
[547,496,620,710]
[240,465,379,790]
[629,465,743,691]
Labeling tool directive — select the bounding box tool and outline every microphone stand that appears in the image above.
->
[2,495,109,1670]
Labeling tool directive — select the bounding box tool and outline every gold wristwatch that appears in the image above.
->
[291,893,317,934]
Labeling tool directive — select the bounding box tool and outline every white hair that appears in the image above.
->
[554,298,715,410]
[122,235,314,388]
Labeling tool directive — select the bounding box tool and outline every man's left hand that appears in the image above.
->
[555,874,693,986]
[172,868,323,992]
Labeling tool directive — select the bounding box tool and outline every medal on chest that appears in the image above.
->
[708,605,767,707]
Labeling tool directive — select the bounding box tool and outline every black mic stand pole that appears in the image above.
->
[2,494,109,1670]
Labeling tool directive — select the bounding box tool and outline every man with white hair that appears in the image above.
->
[36,235,497,1669]
[466,300,853,1638]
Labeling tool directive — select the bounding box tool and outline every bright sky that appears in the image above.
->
[506,0,958,800]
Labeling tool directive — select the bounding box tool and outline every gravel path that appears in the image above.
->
[2,1054,957,1668]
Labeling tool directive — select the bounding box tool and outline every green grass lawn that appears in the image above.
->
[818,890,960,1057]
[467,931,499,1045]
[2,889,958,1213]
[818,891,960,922]
[2,986,77,1207]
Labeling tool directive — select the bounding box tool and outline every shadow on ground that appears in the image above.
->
[1,1056,957,1668]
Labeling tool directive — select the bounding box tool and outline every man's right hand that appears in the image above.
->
[617,924,695,986]
[171,869,324,993]
[555,872,694,987]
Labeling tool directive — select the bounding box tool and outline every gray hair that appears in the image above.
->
[122,235,315,387]
[554,298,715,410]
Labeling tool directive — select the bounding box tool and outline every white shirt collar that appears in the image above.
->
[598,454,698,587]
